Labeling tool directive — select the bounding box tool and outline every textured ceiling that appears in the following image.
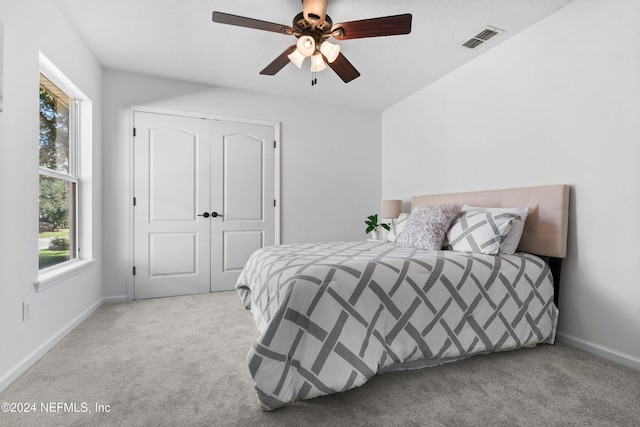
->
[54,0,575,111]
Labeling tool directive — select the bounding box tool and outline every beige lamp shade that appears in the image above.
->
[382,199,402,218]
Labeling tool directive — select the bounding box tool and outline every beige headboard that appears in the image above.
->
[411,185,570,258]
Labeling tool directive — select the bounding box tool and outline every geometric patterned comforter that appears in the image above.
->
[236,241,558,410]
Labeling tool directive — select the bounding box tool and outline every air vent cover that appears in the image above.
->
[462,26,503,49]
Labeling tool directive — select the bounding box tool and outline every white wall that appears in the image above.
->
[382,0,640,368]
[0,1,103,390]
[102,70,382,301]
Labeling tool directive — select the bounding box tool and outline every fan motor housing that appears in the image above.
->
[292,12,333,47]
[293,12,332,32]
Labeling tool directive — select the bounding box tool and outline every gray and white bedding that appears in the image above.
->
[236,241,558,410]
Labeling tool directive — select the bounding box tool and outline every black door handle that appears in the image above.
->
[197,212,210,218]
[211,211,223,218]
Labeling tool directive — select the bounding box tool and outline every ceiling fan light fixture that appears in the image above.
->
[287,49,306,68]
[319,41,340,63]
[212,6,412,84]
[310,54,326,72]
[296,35,316,57]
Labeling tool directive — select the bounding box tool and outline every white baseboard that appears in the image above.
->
[103,294,128,304]
[0,298,104,394]
[556,331,640,372]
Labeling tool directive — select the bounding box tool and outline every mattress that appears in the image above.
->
[236,241,558,410]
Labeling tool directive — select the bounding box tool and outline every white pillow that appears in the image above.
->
[461,204,530,254]
[397,204,460,250]
[386,212,409,243]
[447,211,519,254]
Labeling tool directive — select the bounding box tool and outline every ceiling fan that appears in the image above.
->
[212,0,412,85]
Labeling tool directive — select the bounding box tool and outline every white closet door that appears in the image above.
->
[133,112,212,299]
[210,121,276,291]
[133,112,277,299]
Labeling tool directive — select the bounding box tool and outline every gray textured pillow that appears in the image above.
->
[397,204,460,250]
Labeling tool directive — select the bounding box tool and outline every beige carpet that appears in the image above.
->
[1,291,639,427]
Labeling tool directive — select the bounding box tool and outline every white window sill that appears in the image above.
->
[35,259,96,292]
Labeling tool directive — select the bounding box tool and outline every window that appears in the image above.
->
[38,74,79,270]
[35,53,94,291]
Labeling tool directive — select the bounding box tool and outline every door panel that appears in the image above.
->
[224,230,264,271]
[149,129,199,221]
[211,121,275,291]
[134,112,211,299]
[224,135,264,221]
[149,232,198,276]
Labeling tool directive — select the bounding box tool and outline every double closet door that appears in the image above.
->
[133,111,276,299]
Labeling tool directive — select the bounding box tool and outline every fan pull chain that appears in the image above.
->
[311,69,317,86]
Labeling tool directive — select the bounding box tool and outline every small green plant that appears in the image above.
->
[365,214,390,234]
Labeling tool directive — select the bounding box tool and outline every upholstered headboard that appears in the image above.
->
[411,185,570,258]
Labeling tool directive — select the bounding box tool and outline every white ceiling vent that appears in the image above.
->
[462,26,503,49]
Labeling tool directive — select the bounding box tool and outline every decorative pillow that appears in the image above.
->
[461,205,530,254]
[447,211,520,254]
[386,212,409,243]
[396,204,460,250]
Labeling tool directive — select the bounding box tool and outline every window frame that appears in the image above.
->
[38,82,80,271]
[35,53,94,291]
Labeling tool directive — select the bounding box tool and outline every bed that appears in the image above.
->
[236,184,570,410]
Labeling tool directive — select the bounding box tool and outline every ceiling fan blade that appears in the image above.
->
[332,14,412,40]
[326,52,360,83]
[260,45,297,76]
[212,12,294,35]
